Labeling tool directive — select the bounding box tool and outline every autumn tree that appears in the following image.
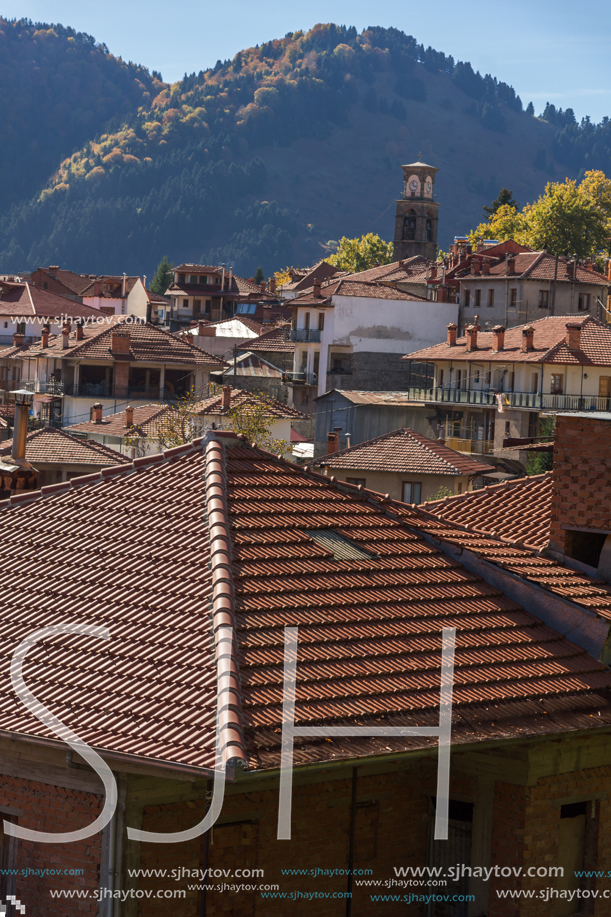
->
[328,233,393,273]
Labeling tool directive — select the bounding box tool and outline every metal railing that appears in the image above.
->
[63,383,181,401]
[22,380,65,395]
[290,329,322,343]
[404,386,611,412]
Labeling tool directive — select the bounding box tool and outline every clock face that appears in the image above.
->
[409,180,419,191]
[425,181,432,193]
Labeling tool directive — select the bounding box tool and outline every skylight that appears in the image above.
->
[306,529,377,561]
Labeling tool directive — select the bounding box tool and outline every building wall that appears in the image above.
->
[326,352,410,393]
[320,467,471,502]
[459,277,608,331]
[0,771,102,914]
[331,296,457,356]
[549,413,611,568]
[313,396,434,459]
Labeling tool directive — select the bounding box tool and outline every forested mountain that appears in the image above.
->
[1,22,610,277]
[0,17,162,207]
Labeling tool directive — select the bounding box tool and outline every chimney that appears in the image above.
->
[122,272,127,298]
[259,282,265,293]
[492,325,505,352]
[62,322,71,349]
[465,325,478,352]
[93,279,101,297]
[566,321,582,351]
[185,332,194,346]
[471,258,481,276]
[48,265,59,275]
[345,432,351,450]
[110,330,131,354]
[75,319,84,341]
[270,276,276,293]
[222,385,232,410]
[124,405,134,427]
[437,285,448,303]
[92,402,103,424]
[430,264,437,279]
[327,432,338,455]
[228,266,233,290]
[197,321,215,337]
[11,393,29,462]
[12,332,25,347]
[313,281,322,298]
[40,323,50,348]
[482,258,490,275]
[507,255,516,275]
[446,323,457,346]
[521,326,535,352]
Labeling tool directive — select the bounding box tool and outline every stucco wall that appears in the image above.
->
[322,467,470,502]
[331,295,458,354]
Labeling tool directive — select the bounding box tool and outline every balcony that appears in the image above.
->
[404,387,611,412]
[22,380,65,396]
[445,437,494,455]
[285,371,318,386]
[290,329,322,343]
[64,382,180,401]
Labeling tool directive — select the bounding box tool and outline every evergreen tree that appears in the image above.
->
[526,101,535,116]
[254,266,265,284]
[150,255,174,294]
[483,188,519,217]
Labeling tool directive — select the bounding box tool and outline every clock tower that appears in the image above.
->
[392,159,440,261]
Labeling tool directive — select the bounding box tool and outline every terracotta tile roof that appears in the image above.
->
[0,283,106,320]
[194,388,305,419]
[173,263,223,274]
[373,494,611,625]
[282,261,343,292]
[404,315,611,366]
[345,256,430,283]
[67,404,172,438]
[0,436,611,774]
[458,252,611,286]
[425,473,553,550]
[33,269,93,296]
[292,279,429,306]
[19,316,228,367]
[317,390,430,405]
[220,353,283,379]
[80,276,142,298]
[0,427,130,466]
[245,323,294,354]
[310,428,495,476]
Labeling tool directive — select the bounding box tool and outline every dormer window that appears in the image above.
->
[189,275,198,284]
[200,276,208,284]
[178,273,185,284]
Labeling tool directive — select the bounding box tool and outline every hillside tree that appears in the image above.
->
[328,233,393,273]
[150,256,174,294]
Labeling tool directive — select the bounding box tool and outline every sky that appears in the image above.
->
[4,0,611,122]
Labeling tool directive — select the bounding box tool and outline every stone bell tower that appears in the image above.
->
[393,159,440,261]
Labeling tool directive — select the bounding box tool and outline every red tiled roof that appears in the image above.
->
[282,260,343,292]
[425,473,552,550]
[33,268,93,296]
[310,428,495,476]
[80,276,142,298]
[194,388,305,419]
[0,427,129,466]
[0,283,106,320]
[0,436,610,774]
[18,316,228,367]
[457,252,611,287]
[292,279,429,306]
[404,315,611,366]
[67,404,172,438]
[245,323,294,353]
[345,256,430,283]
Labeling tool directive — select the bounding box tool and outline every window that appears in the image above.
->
[43,281,48,290]
[508,371,515,391]
[474,289,481,308]
[531,372,539,394]
[403,481,422,504]
[193,299,201,314]
[456,369,465,390]
[300,350,308,372]
[425,214,433,242]
[347,477,366,487]
[178,273,185,284]
[538,289,549,309]
[205,299,211,314]
[304,312,310,330]
[528,413,539,439]
[473,369,480,384]
[599,377,611,398]
[464,289,470,308]
[438,369,444,387]
[236,302,257,314]
[189,274,198,284]
[300,389,309,405]
[403,210,417,241]
[200,275,208,284]
[509,288,518,309]
[505,421,511,437]
[487,289,495,308]
[17,322,25,335]
[550,373,564,394]
[578,292,591,311]
[184,298,190,309]
[318,312,325,331]
[313,351,320,375]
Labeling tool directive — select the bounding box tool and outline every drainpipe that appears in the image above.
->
[111,774,127,917]
[345,767,358,917]
[199,786,210,917]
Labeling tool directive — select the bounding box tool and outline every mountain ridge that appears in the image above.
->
[2,22,610,276]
